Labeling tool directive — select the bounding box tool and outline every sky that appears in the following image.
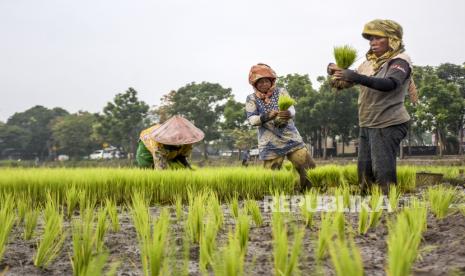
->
[0,0,464,122]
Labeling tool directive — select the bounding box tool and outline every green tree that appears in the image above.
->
[51,112,100,158]
[277,74,316,101]
[0,123,31,158]
[6,106,68,159]
[160,82,232,159]
[97,88,149,158]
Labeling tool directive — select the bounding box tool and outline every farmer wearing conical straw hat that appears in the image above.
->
[246,63,316,190]
[136,115,204,170]
[328,19,418,194]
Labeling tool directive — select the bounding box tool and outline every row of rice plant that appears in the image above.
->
[0,168,295,207]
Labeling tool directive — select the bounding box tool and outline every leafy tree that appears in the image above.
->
[0,123,31,158]
[51,112,100,158]
[97,88,149,158]
[277,74,316,101]
[160,82,232,159]
[6,106,68,159]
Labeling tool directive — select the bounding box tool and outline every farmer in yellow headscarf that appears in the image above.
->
[328,19,417,194]
[136,116,204,170]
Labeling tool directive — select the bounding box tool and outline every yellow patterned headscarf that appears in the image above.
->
[362,19,405,72]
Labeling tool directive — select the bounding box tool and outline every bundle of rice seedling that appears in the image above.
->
[278,95,296,111]
[334,45,357,69]
[331,45,357,90]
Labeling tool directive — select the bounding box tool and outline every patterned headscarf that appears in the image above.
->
[362,19,405,72]
[248,63,277,104]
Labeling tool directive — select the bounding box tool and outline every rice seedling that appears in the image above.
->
[212,231,244,276]
[358,203,370,235]
[272,206,305,276]
[333,45,357,69]
[16,195,28,223]
[235,212,250,254]
[71,208,95,276]
[306,165,346,188]
[301,188,318,227]
[0,196,15,262]
[95,207,108,252]
[368,186,383,228]
[23,206,40,240]
[199,217,218,273]
[328,235,364,276]
[427,185,457,219]
[334,211,346,241]
[85,252,119,276]
[397,166,416,192]
[230,194,239,219]
[316,212,334,261]
[208,192,224,230]
[244,199,263,227]
[174,194,184,222]
[105,198,120,232]
[388,185,401,212]
[186,190,206,244]
[386,198,427,276]
[65,185,79,218]
[147,208,170,276]
[34,204,67,268]
[130,192,151,274]
[342,165,358,186]
[278,95,296,111]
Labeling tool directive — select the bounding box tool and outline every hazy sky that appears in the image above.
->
[1,0,464,122]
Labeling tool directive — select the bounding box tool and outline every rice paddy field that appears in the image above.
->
[1,165,465,276]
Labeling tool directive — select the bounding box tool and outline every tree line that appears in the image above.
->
[0,63,463,160]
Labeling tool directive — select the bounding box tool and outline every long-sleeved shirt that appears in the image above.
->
[245,87,304,160]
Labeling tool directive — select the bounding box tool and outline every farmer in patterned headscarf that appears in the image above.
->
[246,63,316,191]
[136,116,204,170]
[328,19,417,194]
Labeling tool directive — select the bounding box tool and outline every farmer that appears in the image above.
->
[241,149,250,167]
[245,63,316,190]
[328,19,418,194]
[136,115,204,170]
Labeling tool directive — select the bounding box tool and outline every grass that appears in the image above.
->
[333,45,357,69]
[278,95,296,111]
[427,185,457,219]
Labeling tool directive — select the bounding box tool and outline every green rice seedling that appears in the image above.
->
[306,165,346,189]
[174,194,184,222]
[0,196,15,262]
[427,185,457,219]
[16,195,28,223]
[95,207,108,252]
[65,185,79,218]
[397,166,416,192]
[278,95,296,111]
[130,192,151,274]
[71,208,95,276]
[328,235,364,276]
[301,188,318,227]
[34,206,67,268]
[333,45,357,69]
[199,217,218,273]
[334,211,346,241]
[85,252,119,276]
[316,212,334,261]
[208,192,224,230]
[386,199,427,276]
[285,226,305,276]
[244,199,263,227]
[358,203,370,235]
[388,185,401,212]
[235,212,250,254]
[147,208,170,276]
[212,231,244,276]
[368,186,383,228]
[23,207,40,240]
[230,194,239,219]
[105,198,120,232]
[342,165,358,186]
[186,191,206,244]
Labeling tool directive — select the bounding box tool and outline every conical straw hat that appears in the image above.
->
[148,115,204,145]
